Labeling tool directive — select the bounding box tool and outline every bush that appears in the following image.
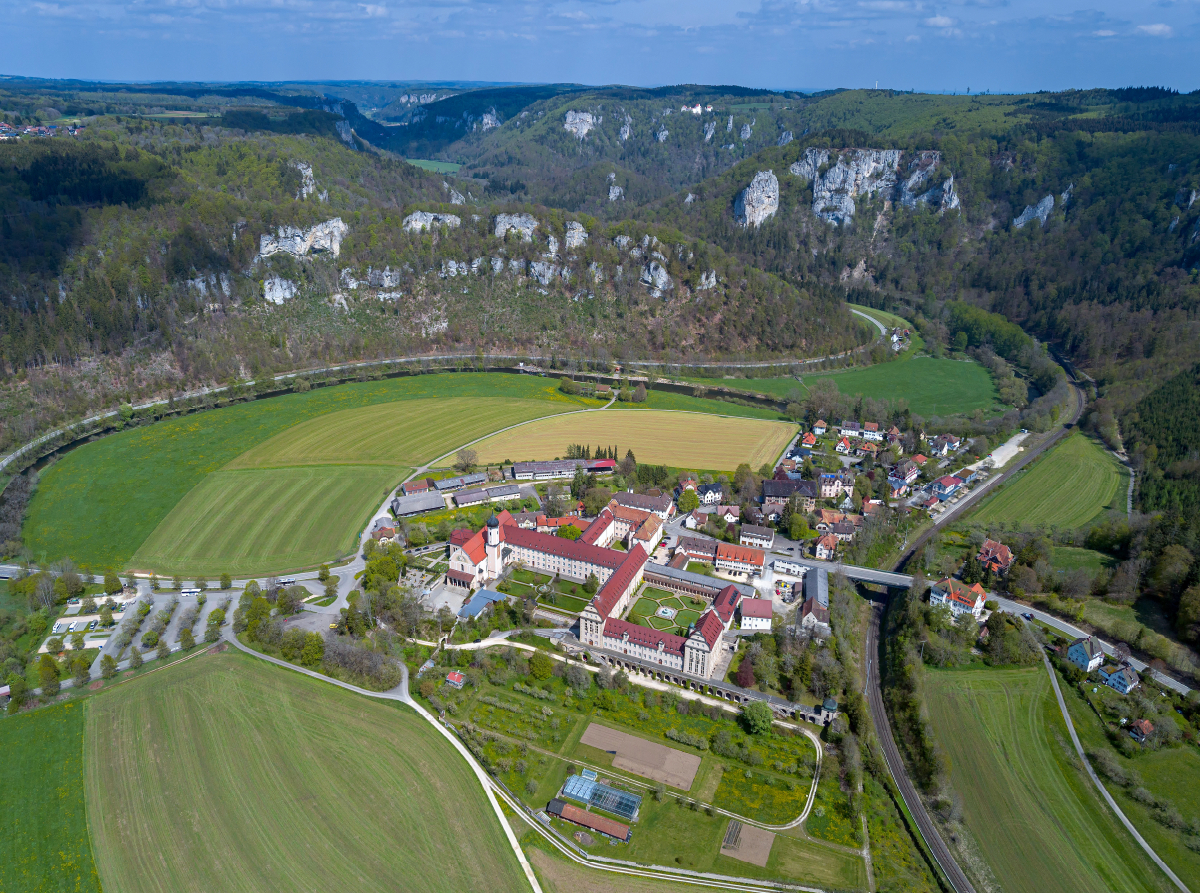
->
[128,648,143,669]
[741,700,774,736]
[141,630,159,648]
[321,634,402,690]
[665,728,709,750]
[528,651,553,680]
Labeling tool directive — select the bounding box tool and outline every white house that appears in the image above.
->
[696,483,724,506]
[1099,663,1140,694]
[739,597,773,631]
[929,578,988,619]
[1066,636,1105,673]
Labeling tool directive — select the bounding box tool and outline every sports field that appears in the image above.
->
[24,373,599,570]
[472,410,795,470]
[925,667,1171,893]
[227,397,566,469]
[0,701,101,893]
[84,650,530,893]
[972,432,1126,529]
[130,465,400,575]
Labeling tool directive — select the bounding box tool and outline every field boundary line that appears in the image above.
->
[1038,645,1191,893]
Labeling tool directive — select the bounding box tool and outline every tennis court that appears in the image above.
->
[580,723,702,790]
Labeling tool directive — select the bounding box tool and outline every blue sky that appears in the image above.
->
[5,0,1196,92]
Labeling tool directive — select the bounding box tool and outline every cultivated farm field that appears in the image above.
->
[925,667,1173,893]
[472,409,795,470]
[972,431,1127,529]
[130,465,400,575]
[84,650,531,893]
[226,396,573,469]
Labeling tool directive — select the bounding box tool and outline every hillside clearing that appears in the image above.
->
[925,667,1171,893]
[472,410,794,470]
[130,465,399,575]
[84,650,530,893]
[972,432,1126,529]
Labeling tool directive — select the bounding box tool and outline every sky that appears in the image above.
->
[5,0,1197,93]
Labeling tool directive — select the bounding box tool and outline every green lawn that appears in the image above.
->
[405,159,461,173]
[0,701,102,893]
[925,666,1173,893]
[24,372,598,570]
[1052,546,1117,573]
[971,432,1127,530]
[130,465,400,575]
[712,767,809,824]
[84,649,531,893]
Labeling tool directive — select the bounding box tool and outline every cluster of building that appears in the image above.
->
[508,458,617,480]
[0,121,85,140]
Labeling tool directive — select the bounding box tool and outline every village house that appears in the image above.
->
[739,597,774,630]
[977,539,1015,575]
[1129,718,1154,743]
[856,442,880,459]
[801,432,818,448]
[682,509,707,530]
[714,542,765,577]
[612,490,675,520]
[676,536,719,564]
[696,483,724,506]
[862,422,883,442]
[798,567,831,638]
[739,524,775,550]
[888,477,909,500]
[839,420,862,438]
[1099,663,1140,694]
[370,519,397,544]
[932,475,964,499]
[814,534,839,560]
[1067,636,1105,673]
[762,479,817,514]
[403,478,433,495]
[892,459,920,485]
[813,420,827,435]
[715,504,740,524]
[818,471,855,500]
[929,578,988,618]
[835,436,853,454]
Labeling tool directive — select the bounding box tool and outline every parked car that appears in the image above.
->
[1021,612,1033,621]
[88,620,98,630]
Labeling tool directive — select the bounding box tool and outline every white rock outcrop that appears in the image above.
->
[480,111,500,131]
[449,188,465,205]
[619,116,632,141]
[608,185,624,202]
[684,193,696,205]
[368,266,402,288]
[733,170,780,229]
[613,235,633,250]
[1013,195,1054,228]
[778,131,794,147]
[257,218,348,259]
[565,221,588,250]
[727,115,734,132]
[697,270,717,290]
[789,148,830,183]
[491,257,505,273]
[794,148,959,224]
[704,121,717,142]
[655,127,669,143]
[740,123,752,141]
[403,211,462,232]
[340,268,361,290]
[494,213,539,241]
[263,276,297,304]
[588,261,604,283]
[544,235,560,258]
[1062,183,1075,207]
[293,162,316,199]
[639,261,673,297]
[508,258,526,275]
[441,260,470,278]
[564,110,598,139]
[529,261,559,286]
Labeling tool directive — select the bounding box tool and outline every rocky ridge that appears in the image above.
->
[734,170,780,229]
[789,147,959,224]
[402,211,462,233]
[256,218,348,260]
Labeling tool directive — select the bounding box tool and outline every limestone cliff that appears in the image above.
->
[778,131,793,147]
[740,123,752,141]
[792,148,959,224]
[293,162,316,200]
[263,276,297,304]
[564,110,599,140]
[608,185,624,201]
[1013,195,1054,228]
[619,115,632,142]
[257,218,348,259]
[494,213,539,241]
[565,221,588,250]
[402,211,461,233]
[733,170,780,229]
[655,127,669,143]
[639,261,672,297]
[704,121,717,142]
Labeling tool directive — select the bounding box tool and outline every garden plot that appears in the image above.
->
[580,723,702,790]
[721,820,775,867]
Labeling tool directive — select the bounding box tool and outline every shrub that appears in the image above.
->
[141,630,159,648]
[528,651,553,680]
[665,728,709,750]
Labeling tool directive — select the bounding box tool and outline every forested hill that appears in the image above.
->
[1125,363,1200,518]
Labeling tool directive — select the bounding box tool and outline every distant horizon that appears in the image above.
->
[0,73,1193,99]
[5,0,1196,94]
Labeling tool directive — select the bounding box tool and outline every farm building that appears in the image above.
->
[434,472,488,492]
[510,458,615,480]
[546,798,631,843]
[391,492,447,516]
[453,483,521,508]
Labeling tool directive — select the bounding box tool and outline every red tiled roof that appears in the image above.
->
[740,597,773,619]
[580,508,614,545]
[449,529,474,547]
[459,530,486,565]
[912,454,929,464]
[935,578,987,607]
[554,800,630,841]
[592,545,649,617]
[817,534,839,552]
[603,614,685,655]
[715,542,765,567]
[500,526,626,569]
[935,475,963,488]
[446,671,465,684]
[712,584,741,624]
[693,609,725,649]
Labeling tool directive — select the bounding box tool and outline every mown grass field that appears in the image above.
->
[472,410,795,470]
[0,701,102,893]
[84,650,531,893]
[226,396,569,469]
[24,372,599,569]
[972,432,1127,530]
[130,465,400,575]
[925,667,1172,893]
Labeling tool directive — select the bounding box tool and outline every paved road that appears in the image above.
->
[1035,638,1191,893]
[864,604,976,893]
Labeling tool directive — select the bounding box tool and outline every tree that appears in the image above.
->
[318,564,331,583]
[678,488,699,513]
[71,632,85,651]
[325,577,338,601]
[99,605,113,627]
[173,575,183,591]
[741,699,774,736]
[300,633,324,667]
[6,673,28,713]
[156,638,171,660]
[220,573,232,590]
[81,596,96,615]
[619,449,637,478]
[196,576,208,591]
[583,574,599,594]
[633,383,647,403]
[100,654,117,679]
[735,657,756,688]
[566,663,591,694]
[179,628,195,650]
[38,654,60,696]
[72,657,90,688]
[557,524,582,541]
[528,651,553,680]
[129,647,143,669]
[103,570,122,595]
[455,449,478,473]
[150,574,160,591]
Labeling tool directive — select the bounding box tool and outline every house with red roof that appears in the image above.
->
[835,436,853,454]
[932,475,964,498]
[715,542,765,577]
[739,597,773,631]
[801,432,818,448]
[977,539,1015,575]
[929,578,988,618]
[813,420,827,435]
[815,533,839,560]
[1129,718,1154,743]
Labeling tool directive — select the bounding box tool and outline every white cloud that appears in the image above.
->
[924,14,954,26]
[1135,23,1171,36]
[1091,29,1115,36]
